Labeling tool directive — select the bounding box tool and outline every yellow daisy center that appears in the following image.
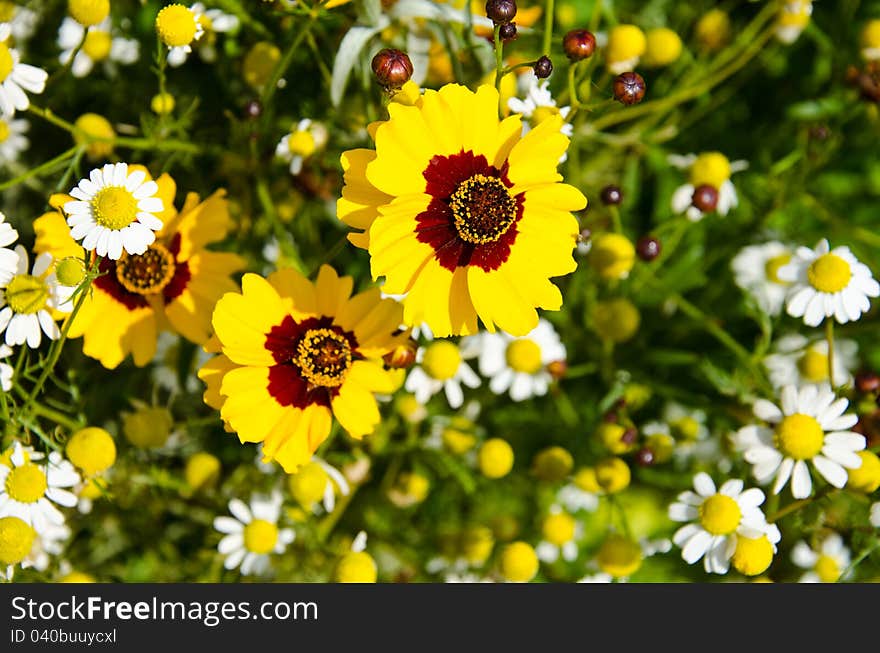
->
[287,461,329,508]
[82,29,112,62]
[92,186,139,230]
[505,338,542,374]
[68,0,109,27]
[335,551,377,583]
[0,119,9,143]
[690,152,732,188]
[287,130,316,158]
[66,427,116,476]
[5,274,50,315]
[732,535,774,576]
[607,25,647,63]
[449,174,517,245]
[0,42,13,83]
[5,463,48,504]
[477,438,514,479]
[775,413,824,460]
[531,105,560,125]
[421,341,461,381]
[242,518,278,555]
[500,542,538,582]
[0,516,37,566]
[294,328,352,388]
[671,416,701,441]
[596,535,643,578]
[764,253,792,284]
[115,243,176,295]
[698,494,741,535]
[197,13,214,32]
[807,253,851,293]
[815,554,840,583]
[797,348,828,383]
[155,4,197,48]
[542,512,576,546]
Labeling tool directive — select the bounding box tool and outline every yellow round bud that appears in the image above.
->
[645,432,675,463]
[593,298,640,343]
[288,461,329,508]
[441,428,477,455]
[243,42,281,90]
[58,571,96,583]
[55,257,86,287]
[594,457,631,494]
[66,427,116,476]
[151,92,176,115]
[531,446,574,482]
[397,471,430,504]
[690,151,732,189]
[573,467,601,493]
[0,516,36,566]
[695,9,731,52]
[73,113,115,161]
[589,233,636,280]
[122,406,174,449]
[644,27,683,67]
[421,341,461,381]
[862,20,880,59]
[184,452,221,492]
[622,383,652,409]
[478,438,514,479]
[335,551,377,583]
[847,451,880,493]
[596,422,636,454]
[606,24,647,69]
[499,541,539,582]
[68,0,109,27]
[460,525,494,565]
[732,535,775,576]
[542,512,576,546]
[596,534,642,578]
[155,4,198,48]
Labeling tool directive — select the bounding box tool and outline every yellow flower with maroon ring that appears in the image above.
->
[35,171,245,369]
[208,265,406,472]
[337,83,586,337]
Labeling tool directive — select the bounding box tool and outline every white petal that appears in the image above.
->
[812,455,848,489]
[791,460,812,499]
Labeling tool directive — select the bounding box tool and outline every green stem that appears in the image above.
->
[316,485,358,542]
[839,540,880,582]
[0,146,79,192]
[49,27,89,84]
[155,35,169,136]
[493,24,504,111]
[541,0,555,58]
[26,400,81,432]
[825,320,835,389]
[260,12,321,109]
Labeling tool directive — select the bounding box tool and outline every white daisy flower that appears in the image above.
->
[735,385,866,499]
[157,4,205,67]
[535,507,581,563]
[730,241,792,316]
[763,333,858,390]
[0,210,18,269]
[0,23,47,117]
[0,246,74,348]
[404,339,481,409]
[775,0,813,44]
[275,119,328,176]
[469,318,565,402]
[669,472,779,574]
[0,114,27,164]
[0,3,39,43]
[777,238,879,327]
[0,343,12,390]
[579,536,672,583]
[20,521,70,575]
[0,443,80,535]
[669,151,747,222]
[870,502,880,528]
[507,75,574,139]
[190,3,239,63]
[63,162,165,259]
[57,17,139,78]
[792,533,851,583]
[213,491,295,576]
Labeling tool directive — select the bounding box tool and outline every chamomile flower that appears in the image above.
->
[861,20,880,61]
[556,472,600,513]
[669,473,779,574]
[669,151,747,221]
[777,239,879,327]
[735,385,865,499]
[791,533,851,583]
[775,0,813,44]
[405,340,481,409]
[579,535,672,582]
[191,3,239,63]
[0,443,80,534]
[0,114,27,165]
[0,23,47,117]
[335,531,378,583]
[0,2,39,43]
[470,318,565,402]
[0,515,36,581]
[0,344,12,390]
[63,162,165,260]
[0,246,73,348]
[730,241,793,316]
[763,334,857,390]
[213,491,295,576]
[275,119,328,176]
[288,457,350,513]
[535,507,580,563]
[57,17,139,78]
[155,3,204,67]
[507,75,574,139]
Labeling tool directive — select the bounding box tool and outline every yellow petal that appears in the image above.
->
[212,273,287,366]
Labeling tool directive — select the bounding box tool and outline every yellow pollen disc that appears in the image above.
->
[807,253,851,293]
[421,341,461,381]
[294,328,353,388]
[596,535,643,578]
[690,152,731,188]
[155,4,198,48]
[698,494,741,536]
[0,516,37,565]
[242,518,278,555]
[0,43,13,83]
[115,243,176,295]
[542,512,576,546]
[5,275,49,315]
[68,0,110,27]
[82,30,112,61]
[775,413,824,460]
[797,348,828,383]
[5,463,48,504]
[92,186,139,230]
[506,338,542,374]
[531,105,560,125]
[287,130,316,158]
[815,554,840,583]
[764,253,792,284]
[449,174,517,245]
[0,119,9,142]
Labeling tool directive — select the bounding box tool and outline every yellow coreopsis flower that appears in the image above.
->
[204,265,407,472]
[33,169,246,368]
[337,83,586,337]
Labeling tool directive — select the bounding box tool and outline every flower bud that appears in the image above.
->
[55,257,86,286]
[600,184,623,205]
[371,48,414,90]
[613,71,646,105]
[485,0,517,24]
[636,235,661,262]
[243,99,262,119]
[563,29,596,61]
[855,371,880,394]
[499,22,517,42]
[547,359,567,380]
[383,338,418,369]
[534,55,553,79]
[691,184,719,213]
